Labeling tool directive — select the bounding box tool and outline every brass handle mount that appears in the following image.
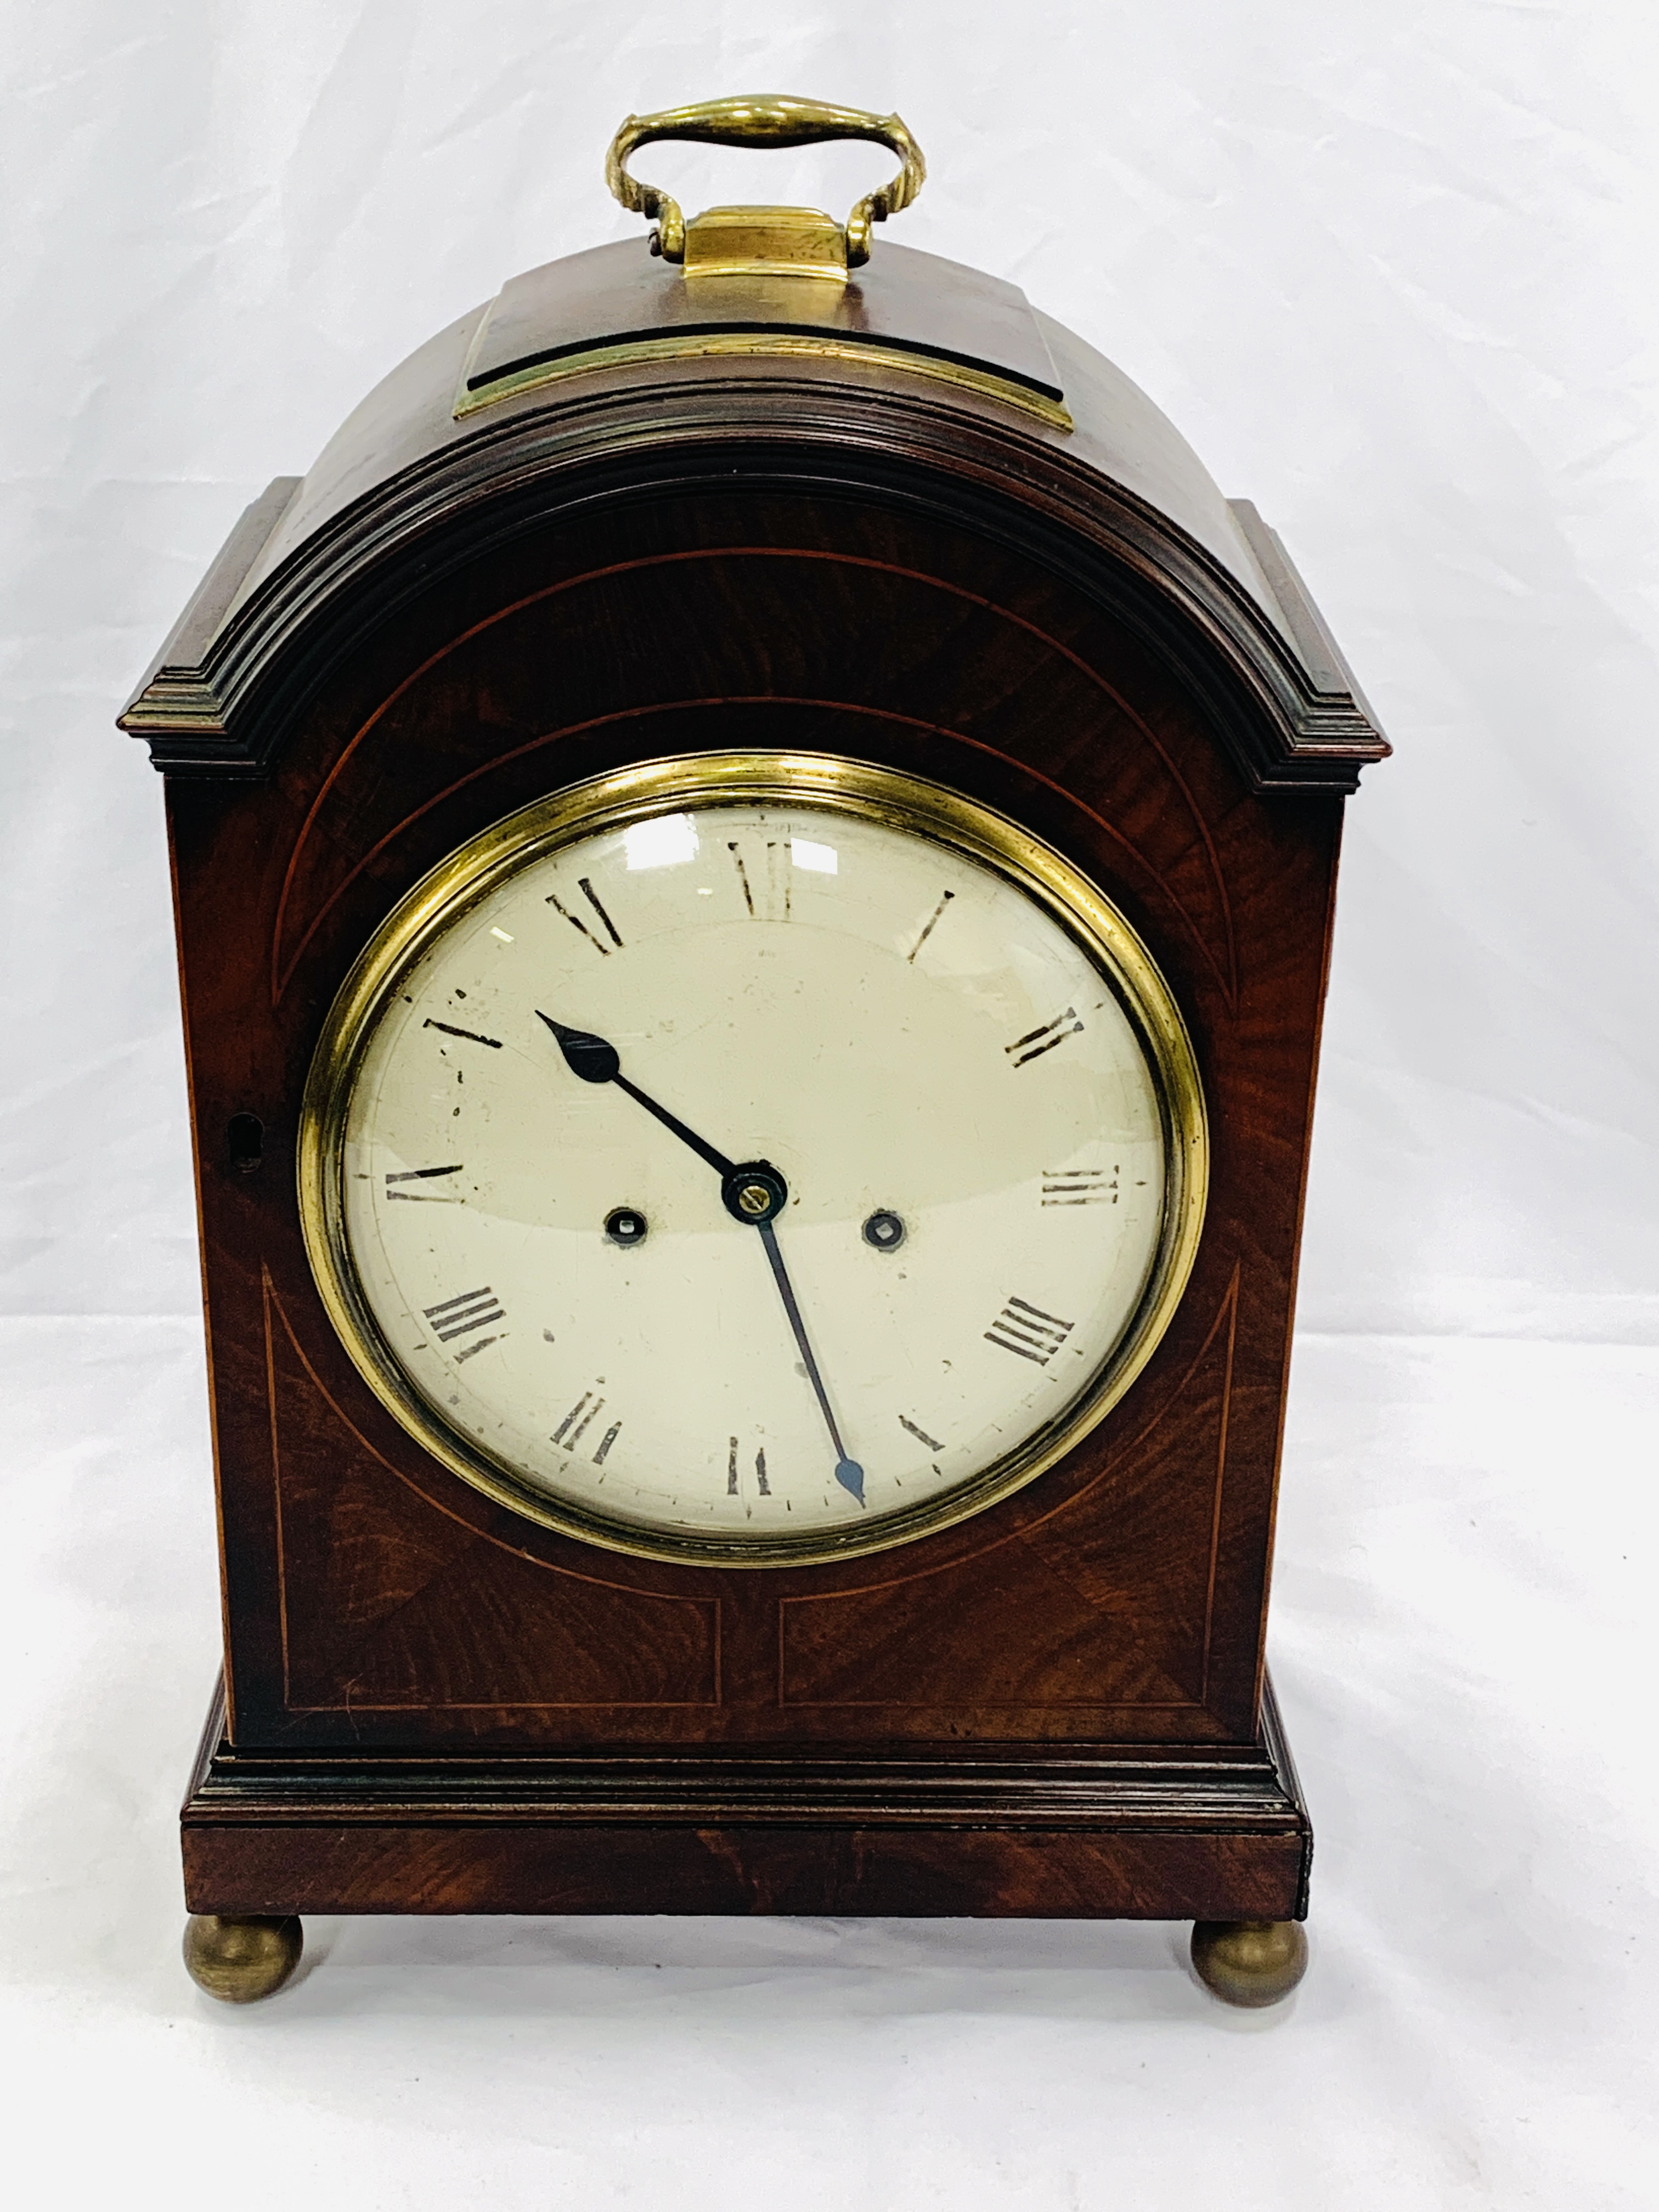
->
[606,93,926,269]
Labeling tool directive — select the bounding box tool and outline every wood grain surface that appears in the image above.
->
[148,304,1361,1919]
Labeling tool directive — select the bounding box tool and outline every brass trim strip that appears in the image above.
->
[455,330,1073,430]
[298,752,1206,1570]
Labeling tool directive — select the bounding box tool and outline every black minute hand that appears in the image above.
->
[757,1222,866,1508]
[537,1011,866,1508]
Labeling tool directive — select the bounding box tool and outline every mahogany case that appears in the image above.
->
[123,238,1385,1923]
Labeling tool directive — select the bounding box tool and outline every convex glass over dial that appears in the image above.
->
[300,755,1207,1565]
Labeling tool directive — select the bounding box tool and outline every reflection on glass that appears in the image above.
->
[624,814,699,871]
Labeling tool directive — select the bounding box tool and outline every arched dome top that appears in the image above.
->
[121,238,1385,789]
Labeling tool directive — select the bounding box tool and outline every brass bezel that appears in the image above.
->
[298,753,1209,1569]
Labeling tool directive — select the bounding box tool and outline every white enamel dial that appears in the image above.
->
[306,760,1205,1564]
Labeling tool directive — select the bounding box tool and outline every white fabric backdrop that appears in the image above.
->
[2,5,1655,2206]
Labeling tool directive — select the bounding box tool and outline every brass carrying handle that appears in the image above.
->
[606,94,926,268]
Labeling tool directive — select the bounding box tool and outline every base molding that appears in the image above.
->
[182,1675,1311,1922]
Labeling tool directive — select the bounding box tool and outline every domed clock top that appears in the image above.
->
[120,96,1384,796]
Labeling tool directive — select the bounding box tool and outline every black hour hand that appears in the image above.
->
[537,1011,737,1181]
[539,1014,620,1085]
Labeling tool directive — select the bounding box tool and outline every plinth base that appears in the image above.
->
[180,1673,1311,1936]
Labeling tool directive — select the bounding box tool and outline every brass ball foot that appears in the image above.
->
[182,1914,304,2003]
[1190,1918,1308,2008]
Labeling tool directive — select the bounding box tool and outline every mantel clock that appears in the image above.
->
[121,97,1387,2008]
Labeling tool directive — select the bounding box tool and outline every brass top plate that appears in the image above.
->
[455,240,1070,428]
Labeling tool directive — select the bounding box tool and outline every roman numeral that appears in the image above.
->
[1041,1165,1117,1206]
[727,842,755,916]
[385,1163,464,1202]
[727,840,790,921]
[727,1437,772,1497]
[424,1019,501,1049]
[898,1414,943,1452]
[578,877,623,946]
[985,1296,1075,1366]
[423,1285,505,1358]
[553,1389,617,1460]
[547,877,624,953]
[906,888,955,963]
[1006,1008,1084,1068]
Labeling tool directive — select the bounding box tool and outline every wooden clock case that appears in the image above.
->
[122,213,1385,1984]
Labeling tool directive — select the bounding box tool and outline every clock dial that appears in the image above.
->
[303,757,1206,1564]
